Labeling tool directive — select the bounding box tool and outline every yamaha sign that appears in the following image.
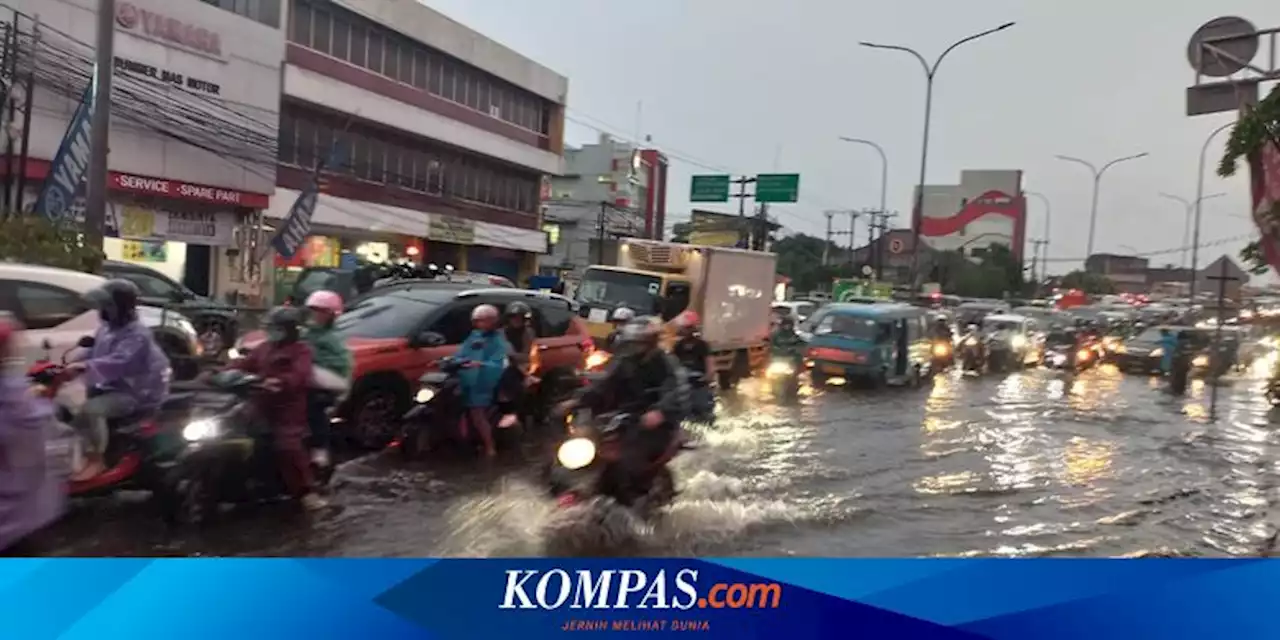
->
[115,1,223,59]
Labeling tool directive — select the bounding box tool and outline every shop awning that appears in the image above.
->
[266,189,547,253]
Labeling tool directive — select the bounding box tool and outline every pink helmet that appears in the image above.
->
[675,310,700,328]
[305,290,344,315]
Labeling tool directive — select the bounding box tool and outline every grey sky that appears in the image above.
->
[423,0,1273,274]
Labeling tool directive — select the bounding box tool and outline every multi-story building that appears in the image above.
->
[914,169,1027,263]
[8,0,285,297]
[1085,253,1151,294]
[539,133,667,276]
[272,0,565,296]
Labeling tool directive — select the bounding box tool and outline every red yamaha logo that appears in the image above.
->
[115,2,139,28]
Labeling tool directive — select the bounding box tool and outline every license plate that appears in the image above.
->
[587,308,608,323]
[822,365,845,375]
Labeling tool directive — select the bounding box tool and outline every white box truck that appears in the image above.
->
[576,239,777,388]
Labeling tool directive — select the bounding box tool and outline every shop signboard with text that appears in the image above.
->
[428,215,477,245]
[112,203,237,247]
[22,0,284,197]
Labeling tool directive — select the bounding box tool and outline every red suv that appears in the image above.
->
[242,285,591,447]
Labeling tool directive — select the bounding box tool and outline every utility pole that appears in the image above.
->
[1029,238,1048,296]
[84,0,117,265]
[753,202,770,251]
[823,211,834,265]
[824,209,858,268]
[13,18,36,213]
[870,211,898,280]
[595,201,606,263]
[1207,260,1239,421]
[847,210,861,268]
[732,176,756,248]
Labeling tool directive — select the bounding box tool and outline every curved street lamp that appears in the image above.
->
[860,21,1015,288]
[1190,121,1236,298]
[1158,191,1225,269]
[1054,152,1149,260]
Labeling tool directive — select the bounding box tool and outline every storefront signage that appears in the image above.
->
[110,204,237,247]
[427,216,476,245]
[110,173,269,208]
[115,1,223,59]
[121,239,168,263]
[114,56,221,95]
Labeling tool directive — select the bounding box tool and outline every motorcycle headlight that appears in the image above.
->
[557,437,596,470]
[227,347,242,360]
[585,351,610,370]
[1077,349,1091,361]
[415,387,436,404]
[1011,335,1027,349]
[767,360,794,376]
[1193,355,1210,368]
[182,418,219,442]
[933,343,951,357]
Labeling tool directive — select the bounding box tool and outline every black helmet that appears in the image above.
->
[504,301,532,319]
[778,315,795,331]
[85,279,140,326]
[264,306,304,343]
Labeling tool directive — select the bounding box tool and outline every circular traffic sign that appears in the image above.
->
[1187,16,1258,77]
[889,238,905,254]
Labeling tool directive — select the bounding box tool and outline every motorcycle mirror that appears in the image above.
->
[76,336,96,349]
[413,331,447,348]
[41,338,52,351]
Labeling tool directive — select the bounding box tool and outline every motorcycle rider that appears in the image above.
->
[0,315,65,556]
[559,317,690,497]
[224,307,325,510]
[456,304,511,458]
[931,314,954,344]
[1158,328,1178,376]
[1168,330,1193,395]
[498,301,537,429]
[672,311,714,417]
[604,307,636,351]
[302,290,352,469]
[771,314,807,363]
[65,280,170,482]
[959,323,986,368]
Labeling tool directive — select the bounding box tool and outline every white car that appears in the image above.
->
[1,262,202,382]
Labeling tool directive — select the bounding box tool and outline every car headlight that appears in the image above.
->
[1077,349,1091,361]
[1150,348,1164,358]
[1115,344,1127,354]
[1193,355,1210,368]
[1011,335,1027,349]
[767,361,794,376]
[415,387,436,404]
[182,418,219,442]
[556,437,596,470]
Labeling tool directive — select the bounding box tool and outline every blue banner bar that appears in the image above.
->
[270,146,345,259]
[32,83,93,222]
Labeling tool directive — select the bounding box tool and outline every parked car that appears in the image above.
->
[237,285,591,447]
[0,262,203,380]
[102,259,240,355]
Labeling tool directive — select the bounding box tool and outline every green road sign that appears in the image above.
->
[755,173,800,203]
[690,174,731,202]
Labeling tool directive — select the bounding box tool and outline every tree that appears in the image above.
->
[1059,269,1115,294]
[772,233,855,293]
[0,215,103,272]
[1219,83,1280,275]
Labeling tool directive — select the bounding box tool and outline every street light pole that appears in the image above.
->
[1054,152,1148,260]
[1190,121,1236,299]
[860,21,1014,291]
[836,137,888,220]
[1024,190,1051,284]
[1159,191,1225,269]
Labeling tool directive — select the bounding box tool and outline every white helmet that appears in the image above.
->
[471,304,499,321]
[620,316,663,345]
[610,307,636,323]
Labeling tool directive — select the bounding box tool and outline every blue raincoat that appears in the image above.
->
[0,371,64,551]
[456,329,511,408]
[84,320,171,413]
[1159,331,1178,374]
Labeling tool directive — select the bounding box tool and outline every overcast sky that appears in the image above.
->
[423,0,1275,275]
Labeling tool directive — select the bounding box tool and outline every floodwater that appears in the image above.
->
[35,358,1280,558]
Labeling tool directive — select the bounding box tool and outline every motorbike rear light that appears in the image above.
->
[557,493,578,508]
[139,420,160,438]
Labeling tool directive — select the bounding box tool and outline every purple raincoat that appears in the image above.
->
[0,371,65,551]
[84,320,171,412]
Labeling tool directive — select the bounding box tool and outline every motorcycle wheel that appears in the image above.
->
[166,466,220,526]
[398,425,431,461]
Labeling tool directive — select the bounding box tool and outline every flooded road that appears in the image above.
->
[36,361,1280,557]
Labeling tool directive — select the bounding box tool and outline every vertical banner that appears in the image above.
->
[268,146,344,260]
[1250,139,1280,274]
[32,83,93,222]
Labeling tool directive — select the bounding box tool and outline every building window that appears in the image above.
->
[367,31,384,75]
[290,0,312,46]
[412,49,429,90]
[278,110,297,165]
[312,8,331,55]
[398,44,414,85]
[384,37,400,81]
[205,0,280,28]
[331,15,349,59]
[295,117,317,168]
[441,60,456,102]
[349,23,367,67]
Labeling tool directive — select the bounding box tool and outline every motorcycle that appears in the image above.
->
[930,338,954,371]
[958,335,986,373]
[1044,343,1093,372]
[765,357,801,398]
[169,370,333,524]
[27,337,190,512]
[686,371,715,423]
[396,356,469,460]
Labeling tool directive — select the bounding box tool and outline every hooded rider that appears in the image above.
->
[65,279,170,482]
[671,311,712,382]
[302,290,352,468]
[498,301,537,428]
[456,304,512,458]
[224,307,324,510]
[0,314,65,556]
